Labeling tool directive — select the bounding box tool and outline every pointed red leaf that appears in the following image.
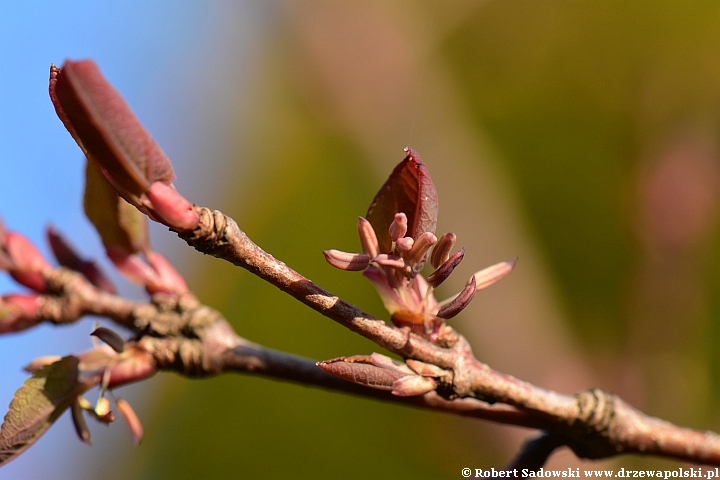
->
[366,148,438,253]
[49,60,175,204]
[47,226,117,294]
[317,356,407,391]
[145,251,189,294]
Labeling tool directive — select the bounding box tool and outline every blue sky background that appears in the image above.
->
[0,2,264,477]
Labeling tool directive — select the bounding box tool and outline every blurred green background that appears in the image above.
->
[3,1,720,478]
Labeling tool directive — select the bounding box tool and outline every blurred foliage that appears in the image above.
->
[443,1,720,347]
[102,1,720,477]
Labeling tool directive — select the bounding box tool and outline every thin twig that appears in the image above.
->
[502,432,566,472]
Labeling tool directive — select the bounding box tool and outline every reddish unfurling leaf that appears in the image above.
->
[436,275,477,320]
[106,246,161,288]
[427,248,465,288]
[317,355,409,391]
[49,60,174,204]
[366,148,438,254]
[145,250,189,294]
[47,226,117,294]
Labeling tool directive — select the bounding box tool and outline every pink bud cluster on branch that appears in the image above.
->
[0,58,718,469]
[323,149,516,342]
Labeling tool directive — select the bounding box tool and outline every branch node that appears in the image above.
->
[568,388,621,459]
[178,206,228,254]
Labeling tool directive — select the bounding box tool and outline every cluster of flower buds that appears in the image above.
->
[0,216,190,335]
[324,148,516,340]
[321,149,516,398]
[106,246,189,296]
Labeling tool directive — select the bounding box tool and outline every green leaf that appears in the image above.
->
[366,148,438,254]
[0,357,83,466]
[84,161,148,253]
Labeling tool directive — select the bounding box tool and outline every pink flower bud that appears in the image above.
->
[395,237,414,253]
[5,232,50,292]
[146,182,198,231]
[391,374,437,397]
[106,246,161,290]
[357,217,379,258]
[430,232,457,269]
[0,294,41,333]
[404,231,436,267]
[3,293,40,317]
[323,250,371,271]
[388,213,408,242]
[9,271,47,293]
[372,253,407,270]
[145,250,188,294]
[5,233,49,272]
[106,348,156,389]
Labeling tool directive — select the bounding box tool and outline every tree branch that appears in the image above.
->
[173,205,720,465]
[5,206,719,466]
[18,265,537,428]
